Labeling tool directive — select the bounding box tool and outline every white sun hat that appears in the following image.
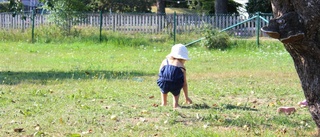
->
[167,43,190,60]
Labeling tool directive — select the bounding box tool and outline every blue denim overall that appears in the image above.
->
[157,59,185,96]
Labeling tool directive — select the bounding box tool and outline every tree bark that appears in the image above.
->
[263,0,320,133]
[215,0,227,14]
[157,0,165,14]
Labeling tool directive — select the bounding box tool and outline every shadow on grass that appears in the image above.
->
[182,103,258,111]
[220,104,258,111]
[182,103,211,109]
[0,70,156,85]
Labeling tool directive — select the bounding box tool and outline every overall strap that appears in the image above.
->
[166,59,169,65]
[179,67,186,71]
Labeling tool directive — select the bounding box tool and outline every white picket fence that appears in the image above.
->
[0,12,273,37]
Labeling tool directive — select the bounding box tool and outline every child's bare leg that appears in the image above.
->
[161,93,168,106]
[173,94,180,108]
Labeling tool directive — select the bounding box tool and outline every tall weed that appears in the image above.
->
[202,27,231,50]
[0,25,178,46]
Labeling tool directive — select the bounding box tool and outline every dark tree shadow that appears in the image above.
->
[0,70,156,85]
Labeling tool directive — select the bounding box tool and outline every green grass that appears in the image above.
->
[0,38,317,137]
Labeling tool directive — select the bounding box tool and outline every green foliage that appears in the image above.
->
[4,0,24,17]
[37,0,154,35]
[83,0,153,13]
[166,0,189,8]
[9,0,23,12]
[188,0,212,14]
[202,27,230,50]
[40,0,91,34]
[226,0,242,14]
[188,0,241,14]
[245,0,272,13]
[0,2,10,12]
[40,0,91,11]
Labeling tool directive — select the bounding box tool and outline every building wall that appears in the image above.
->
[21,0,40,12]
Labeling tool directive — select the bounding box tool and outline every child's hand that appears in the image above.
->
[186,97,192,104]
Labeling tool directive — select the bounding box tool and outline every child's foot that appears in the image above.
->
[161,103,167,106]
[173,105,181,110]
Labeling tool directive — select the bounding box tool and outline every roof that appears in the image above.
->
[0,0,40,6]
[21,0,40,7]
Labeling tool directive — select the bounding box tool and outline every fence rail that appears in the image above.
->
[0,12,273,37]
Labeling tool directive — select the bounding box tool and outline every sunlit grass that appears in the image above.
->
[0,38,316,136]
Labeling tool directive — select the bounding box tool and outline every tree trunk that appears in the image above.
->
[157,0,165,14]
[262,0,320,134]
[215,0,227,14]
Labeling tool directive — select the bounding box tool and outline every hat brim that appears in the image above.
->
[167,54,190,60]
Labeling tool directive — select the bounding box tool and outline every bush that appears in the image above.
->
[0,2,10,12]
[202,27,231,50]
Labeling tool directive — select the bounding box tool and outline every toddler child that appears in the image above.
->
[157,44,192,108]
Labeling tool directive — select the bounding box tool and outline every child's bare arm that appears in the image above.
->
[182,69,192,104]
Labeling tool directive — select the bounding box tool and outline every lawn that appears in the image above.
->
[0,39,316,137]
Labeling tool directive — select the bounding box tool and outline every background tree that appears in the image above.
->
[39,0,154,35]
[0,1,10,12]
[262,0,320,135]
[215,0,227,14]
[89,0,153,13]
[189,0,241,14]
[245,0,272,14]
[155,0,191,14]
[5,0,23,16]
[165,0,188,8]
[156,0,241,14]
[226,0,241,14]
[156,0,165,14]
[40,0,91,34]
[4,0,153,13]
